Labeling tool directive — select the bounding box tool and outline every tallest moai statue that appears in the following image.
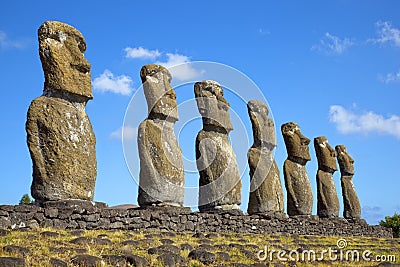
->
[26,21,97,203]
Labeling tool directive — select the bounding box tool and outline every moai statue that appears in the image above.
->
[26,21,96,203]
[137,64,184,207]
[247,100,284,215]
[314,136,340,218]
[335,145,361,219]
[281,122,313,216]
[195,80,242,212]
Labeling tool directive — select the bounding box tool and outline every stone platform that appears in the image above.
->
[0,201,392,238]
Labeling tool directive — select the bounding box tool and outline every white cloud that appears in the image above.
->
[124,46,204,81]
[371,21,400,47]
[379,70,400,83]
[312,32,354,55]
[124,46,161,60]
[156,53,204,81]
[0,31,26,49]
[110,126,137,141]
[93,69,134,95]
[329,105,400,139]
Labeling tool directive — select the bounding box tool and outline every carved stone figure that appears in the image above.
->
[246,100,284,214]
[281,122,313,216]
[137,64,184,207]
[336,145,361,219]
[195,80,241,212]
[314,136,340,218]
[27,21,96,203]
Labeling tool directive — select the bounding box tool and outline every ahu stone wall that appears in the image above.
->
[0,201,392,238]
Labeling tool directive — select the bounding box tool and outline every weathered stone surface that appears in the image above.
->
[194,80,233,131]
[70,254,103,267]
[3,245,30,256]
[140,64,178,121]
[0,257,26,267]
[188,249,216,264]
[195,80,241,212]
[247,100,284,214]
[316,170,339,217]
[314,136,339,218]
[109,204,138,209]
[27,21,96,203]
[157,253,186,266]
[247,100,276,149]
[196,131,242,211]
[281,122,313,216]
[281,122,311,164]
[336,145,361,219]
[101,255,127,266]
[124,254,148,267]
[49,258,67,267]
[0,205,392,237]
[38,21,92,98]
[217,251,230,261]
[0,229,9,236]
[138,64,184,207]
[42,200,107,211]
[138,120,184,206]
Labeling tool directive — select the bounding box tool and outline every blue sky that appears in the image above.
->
[1,1,399,225]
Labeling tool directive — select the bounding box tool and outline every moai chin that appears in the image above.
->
[336,145,361,219]
[26,21,96,203]
[247,100,284,215]
[137,64,184,207]
[195,80,242,212]
[314,136,340,218]
[281,122,313,216]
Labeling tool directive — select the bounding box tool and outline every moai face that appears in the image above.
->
[194,80,233,132]
[314,136,338,173]
[38,21,92,99]
[247,100,276,150]
[335,145,355,175]
[140,64,178,122]
[281,122,311,163]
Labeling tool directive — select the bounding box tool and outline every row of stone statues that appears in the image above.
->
[136,64,361,219]
[26,21,360,220]
[281,123,360,219]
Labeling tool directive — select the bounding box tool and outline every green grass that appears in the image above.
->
[0,228,399,266]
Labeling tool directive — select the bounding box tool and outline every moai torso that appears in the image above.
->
[194,80,241,212]
[336,145,361,219]
[281,122,313,216]
[314,136,340,218]
[137,64,184,207]
[246,100,284,214]
[27,21,96,203]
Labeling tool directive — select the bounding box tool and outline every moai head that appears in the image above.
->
[38,21,92,99]
[335,145,355,176]
[194,80,233,133]
[247,100,276,150]
[281,122,311,164]
[314,136,338,173]
[140,64,178,122]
